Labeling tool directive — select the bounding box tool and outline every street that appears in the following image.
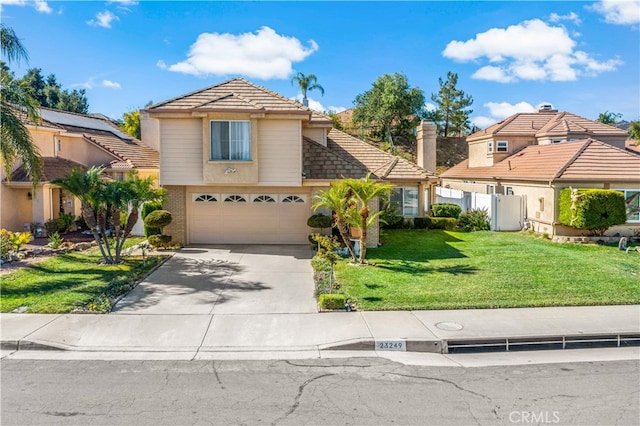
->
[2,357,638,425]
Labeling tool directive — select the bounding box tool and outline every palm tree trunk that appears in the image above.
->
[336,219,358,262]
[96,210,113,263]
[359,217,367,264]
[81,205,109,263]
[111,205,122,263]
[116,208,138,259]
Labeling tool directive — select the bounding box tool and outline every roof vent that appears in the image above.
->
[538,104,558,113]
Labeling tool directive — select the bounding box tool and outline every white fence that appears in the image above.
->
[435,187,525,231]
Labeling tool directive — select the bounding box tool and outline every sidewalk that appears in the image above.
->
[2,305,638,355]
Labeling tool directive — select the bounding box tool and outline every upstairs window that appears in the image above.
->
[496,141,508,152]
[487,141,494,153]
[210,121,251,161]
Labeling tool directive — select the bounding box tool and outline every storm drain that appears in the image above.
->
[446,334,640,354]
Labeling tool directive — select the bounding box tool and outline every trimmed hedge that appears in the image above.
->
[558,188,627,235]
[142,202,163,237]
[307,213,333,229]
[413,217,429,229]
[319,293,346,310]
[431,203,462,219]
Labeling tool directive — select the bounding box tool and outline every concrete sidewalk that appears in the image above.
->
[2,305,638,355]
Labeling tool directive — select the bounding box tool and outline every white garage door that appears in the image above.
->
[188,192,311,244]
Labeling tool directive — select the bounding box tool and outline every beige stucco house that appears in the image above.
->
[143,78,438,247]
[440,107,639,237]
[1,108,159,234]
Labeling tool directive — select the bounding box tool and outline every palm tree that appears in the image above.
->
[343,174,393,263]
[312,182,358,262]
[291,72,324,107]
[0,24,42,185]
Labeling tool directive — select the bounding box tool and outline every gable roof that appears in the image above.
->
[468,111,628,141]
[147,77,333,125]
[441,139,640,182]
[303,137,374,180]
[9,157,86,183]
[324,129,433,180]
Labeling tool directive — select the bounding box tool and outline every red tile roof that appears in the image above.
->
[441,139,640,182]
[9,157,86,183]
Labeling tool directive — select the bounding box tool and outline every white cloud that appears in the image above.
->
[156,60,167,69]
[589,0,640,25]
[87,11,119,28]
[108,0,138,4]
[472,101,537,128]
[165,26,319,79]
[425,102,437,112]
[443,19,621,82]
[72,78,95,89]
[102,80,121,89]
[0,0,51,13]
[549,11,582,24]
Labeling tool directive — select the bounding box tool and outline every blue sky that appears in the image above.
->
[2,1,639,127]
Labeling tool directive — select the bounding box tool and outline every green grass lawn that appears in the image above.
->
[1,239,166,313]
[335,230,640,310]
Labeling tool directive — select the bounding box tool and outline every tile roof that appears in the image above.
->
[303,137,374,180]
[626,139,640,155]
[83,132,159,169]
[148,77,333,124]
[441,139,640,182]
[468,111,628,141]
[326,129,433,180]
[9,157,86,183]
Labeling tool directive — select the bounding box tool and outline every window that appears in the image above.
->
[223,195,247,203]
[252,195,276,203]
[390,187,418,217]
[486,184,495,195]
[193,194,218,202]
[487,141,494,153]
[551,139,564,144]
[618,190,640,222]
[506,186,514,196]
[210,121,251,161]
[281,195,305,203]
[496,141,508,152]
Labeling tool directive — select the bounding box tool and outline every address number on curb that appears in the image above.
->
[375,340,406,351]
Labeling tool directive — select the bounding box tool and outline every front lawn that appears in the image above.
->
[1,242,166,313]
[335,230,640,310]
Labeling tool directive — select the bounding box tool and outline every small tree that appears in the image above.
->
[596,111,622,126]
[431,71,474,137]
[291,72,324,107]
[558,188,627,236]
[313,182,358,262]
[144,209,172,248]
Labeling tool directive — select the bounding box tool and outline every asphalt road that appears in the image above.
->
[1,358,638,425]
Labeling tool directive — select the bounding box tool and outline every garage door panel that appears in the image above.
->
[188,195,310,244]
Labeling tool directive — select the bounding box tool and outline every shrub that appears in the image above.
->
[457,209,490,232]
[319,293,346,310]
[44,218,60,236]
[142,201,163,237]
[0,229,12,258]
[426,217,458,230]
[431,203,462,219]
[144,210,172,233]
[307,213,333,229]
[74,216,88,231]
[413,217,429,229]
[58,212,76,233]
[48,232,64,249]
[9,231,32,251]
[559,188,627,235]
[148,234,172,248]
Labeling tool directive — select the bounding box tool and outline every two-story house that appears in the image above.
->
[143,78,438,247]
[440,106,639,237]
[1,108,159,234]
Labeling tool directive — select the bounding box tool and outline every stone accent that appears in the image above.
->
[164,185,186,245]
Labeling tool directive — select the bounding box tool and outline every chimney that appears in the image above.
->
[416,120,437,174]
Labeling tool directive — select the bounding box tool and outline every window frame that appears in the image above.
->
[390,187,419,217]
[496,140,508,152]
[210,120,252,162]
[616,189,640,223]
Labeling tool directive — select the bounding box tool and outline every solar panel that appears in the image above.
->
[40,109,133,141]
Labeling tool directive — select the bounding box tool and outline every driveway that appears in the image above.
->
[113,245,316,315]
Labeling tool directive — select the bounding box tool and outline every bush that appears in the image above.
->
[0,229,12,258]
[44,218,61,236]
[559,188,627,235]
[431,203,462,219]
[319,293,346,310]
[457,209,491,232]
[307,213,333,229]
[48,232,64,249]
[142,201,163,237]
[425,217,458,230]
[58,212,76,233]
[148,234,172,248]
[74,215,88,231]
[9,231,32,251]
[413,217,429,229]
[144,210,172,233]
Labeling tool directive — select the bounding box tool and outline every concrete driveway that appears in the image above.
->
[113,245,316,315]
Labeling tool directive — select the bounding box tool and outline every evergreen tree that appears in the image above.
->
[431,71,473,137]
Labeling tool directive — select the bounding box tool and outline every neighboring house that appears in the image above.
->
[1,107,160,234]
[440,106,639,237]
[142,78,438,247]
